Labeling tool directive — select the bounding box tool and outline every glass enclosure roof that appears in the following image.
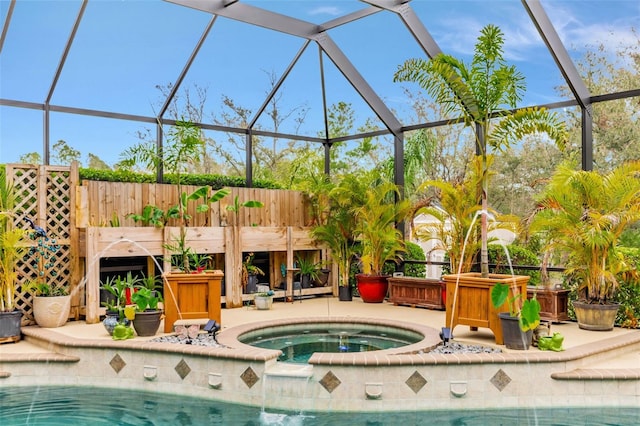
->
[0,0,638,168]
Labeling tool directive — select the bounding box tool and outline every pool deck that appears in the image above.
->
[2,295,639,371]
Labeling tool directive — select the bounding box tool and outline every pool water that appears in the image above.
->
[2,386,640,425]
[239,323,423,363]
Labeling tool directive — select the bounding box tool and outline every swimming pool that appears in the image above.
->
[2,386,639,425]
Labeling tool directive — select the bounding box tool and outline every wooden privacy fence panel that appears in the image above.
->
[5,163,78,324]
[77,181,312,228]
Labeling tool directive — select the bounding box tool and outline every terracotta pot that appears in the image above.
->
[573,300,619,331]
[356,274,389,303]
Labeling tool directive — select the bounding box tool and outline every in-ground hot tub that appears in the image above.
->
[230,317,442,364]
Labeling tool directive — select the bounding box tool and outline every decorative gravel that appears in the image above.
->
[151,334,501,354]
[429,341,502,354]
[151,333,225,348]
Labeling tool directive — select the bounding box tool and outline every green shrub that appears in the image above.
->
[488,244,541,286]
[79,168,281,189]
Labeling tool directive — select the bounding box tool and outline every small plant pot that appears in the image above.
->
[103,311,131,336]
[338,286,352,302]
[498,312,533,350]
[254,295,273,310]
[0,310,22,343]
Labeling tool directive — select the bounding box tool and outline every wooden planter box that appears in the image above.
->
[387,277,446,310]
[163,270,223,333]
[443,273,530,345]
[527,287,570,323]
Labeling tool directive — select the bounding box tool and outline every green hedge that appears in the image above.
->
[488,244,541,286]
[79,168,281,189]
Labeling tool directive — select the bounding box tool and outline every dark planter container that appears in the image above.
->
[246,275,259,293]
[338,286,352,302]
[300,274,311,289]
[573,300,620,331]
[356,274,389,303]
[498,312,533,350]
[315,269,331,287]
[132,310,162,337]
[0,310,23,344]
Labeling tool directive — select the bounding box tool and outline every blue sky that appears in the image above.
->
[0,0,638,166]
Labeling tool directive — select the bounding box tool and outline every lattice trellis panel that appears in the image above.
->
[6,164,78,325]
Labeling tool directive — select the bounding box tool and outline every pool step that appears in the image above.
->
[552,367,640,380]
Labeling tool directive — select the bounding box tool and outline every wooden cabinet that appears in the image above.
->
[388,277,446,310]
[163,271,223,333]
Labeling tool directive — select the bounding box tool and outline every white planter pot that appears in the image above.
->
[254,296,273,310]
[33,295,71,328]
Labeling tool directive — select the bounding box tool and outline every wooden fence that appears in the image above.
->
[77,181,311,228]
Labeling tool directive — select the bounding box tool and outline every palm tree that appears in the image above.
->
[529,160,640,304]
[310,174,362,289]
[394,24,567,278]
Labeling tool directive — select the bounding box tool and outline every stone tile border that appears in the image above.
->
[10,321,640,380]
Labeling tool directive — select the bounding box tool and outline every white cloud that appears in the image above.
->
[308,6,342,17]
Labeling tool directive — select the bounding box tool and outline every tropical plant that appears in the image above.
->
[241,252,265,288]
[100,272,141,313]
[411,156,484,274]
[528,160,640,305]
[394,24,567,278]
[310,174,362,287]
[491,282,541,333]
[295,255,320,285]
[353,181,411,276]
[0,172,27,312]
[131,287,163,312]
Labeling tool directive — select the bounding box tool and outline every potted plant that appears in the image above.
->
[528,160,640,330]
[353,181,411,303]
[491,281,541,350]
[310,175,361,302]
[0,172,27,343]
[295,255,320,288]
[394,23,567,278]
[254,289,275,310]
[23,220,71,328]
[27,282,70,329]
[131,273,164,337]
[242,252,265,294]
[100,272,140,336]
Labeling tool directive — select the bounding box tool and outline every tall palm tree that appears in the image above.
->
[394,24,567,278]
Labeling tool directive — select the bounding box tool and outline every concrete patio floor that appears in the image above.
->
[3,295,639,369]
